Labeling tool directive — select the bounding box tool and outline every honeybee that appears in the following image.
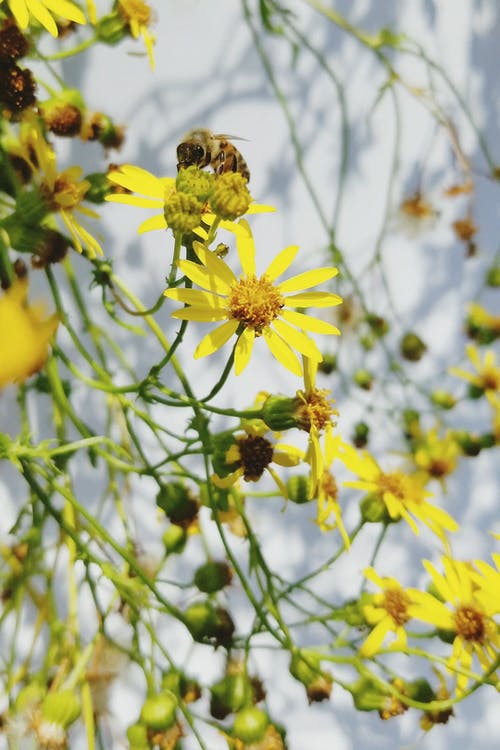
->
[176,128,250,182]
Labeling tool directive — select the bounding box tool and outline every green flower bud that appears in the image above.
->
[193,560,232,593]
[352,421,369,448]
[430,390,456,410]
[210,673,252,719]
[164,191,203,233]
[350,677,387,712]
[402,409,420,440]
[41,690,81,728]
[211,433,240,478]
[126,722,148,746]
[156,483,198,526]
[233,706,269,744]
[15,682,44,712]
[162,524,187,555]
[209,172,252,220]
[84,172,112,203]
[162,670,201,703]
[365,313,389,337]
[317,353,337,374]
[486,265,500,287]
[454,431,482,457]
[405,678,434,703]
[183,601,235,646]
[140,691,177,731]
[400,331,427,361]
[96,13,128,44]
[359,493,392,524]
[286,475,311,504]
[467,383,485,400]
[261,394,300,431]
[353,368,373,390]
[176,165,214,202]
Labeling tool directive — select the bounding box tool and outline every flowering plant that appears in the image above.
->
[0,2,499,749]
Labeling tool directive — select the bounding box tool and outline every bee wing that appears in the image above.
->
[213,134,249,142]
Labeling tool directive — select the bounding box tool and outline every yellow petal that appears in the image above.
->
[44,0,86,24]
[277,267,339,294]
[234,328,254,375]
[234,219,256,277]
[264,245,299,282]
[284,291,343,308]
[26,0,58,35]
[246,203,276,214]
[138,214,167,234]
[105,194,164,209]
[107,166,168,197]
[263,328,302,376]
[177,259,231,295]
[194,320,239,358]
[281,309,340,335]
[171,306,229,322]
[164,288,226,307]
[272,319,322,360]
[192,241,237,288]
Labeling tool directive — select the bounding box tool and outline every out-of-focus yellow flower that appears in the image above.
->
[313,431,348,546]
[1,0,86,37]
[410,557,500,694]
[360,567,415,657]
[117,0,155,70]
[164,223,342,376]
[339,442,458,541]
[0,277,58,388]
[413,428,461,485]
[450,344,500,403]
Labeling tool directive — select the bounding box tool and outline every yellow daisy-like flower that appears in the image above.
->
[212,421,302,497]
[164,222,342,376]
[410,557,500,694]
[314,432,349,546]
[360,567,415,657]
[1,0,86,37]
[466,302,500,338]
[0,277,59,388]
[299,357,339,499]
[339,442,458,541]
[412,428,461,485]
[117,0,155,70]
[105,165,273,235]
[449,344,500,403]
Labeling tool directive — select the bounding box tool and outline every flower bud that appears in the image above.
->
[350,677,387,712]
[365,313,389,337]
[353,369,373,390]
[486,265,500,287]
[164,192,202,234]
[317,353,337,374]
[286,475,311,504]
[289,650,332,703]
[0,19,29,63]
[261,394,300,431]
[126,722,148,747]
[209,172,252,220]
[400,332,427,361]
[140,691,177,731]
[156,483,199,527]
[352,421,369,448]
[176,165,214,202]
[430,390,456,410]
[183,601,235,646]
[96,13,128,44]
[233,706,269,744]
[162,524,187,555]
[359,493,392,524]
[210,672,252,719]
[193,560,232,593]
[41,690,81,728]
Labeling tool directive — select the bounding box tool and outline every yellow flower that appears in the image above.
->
[164,223,342,376]
[313,431,349,546]
[1,0,86,37]
[14,114,102,258]
[466,302,500,338]
[105,164,274,235]
[360,568,414,657]
[471,553,500,614]
[212,421,302,496]
[299,357,338,498]
[449,344,500,402]
[339,442,458,541]
[117,0,155,70]
[0,277,58,388]
[412,428,461,484]
[410,558,500,694]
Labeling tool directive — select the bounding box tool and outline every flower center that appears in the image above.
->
[480,367,500,392]
[320,471,338,501]
[454,604,487,643]
[295,389,336,433]
[118,0,151,24]
[383,588,411,626]
[228,275,284,334]
[377,472,405,500]
[236,435,274,481]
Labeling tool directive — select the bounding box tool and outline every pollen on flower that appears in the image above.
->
[236,435,274,481]
[383,589,411,626]
[164,191,202,233]
[377,472,406,500]
[453,605,486,643]
[320,471,338,501]
[209,172,252,220]
[118,0,152,26]
[295,388,336,433]
[228,276,284,334]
